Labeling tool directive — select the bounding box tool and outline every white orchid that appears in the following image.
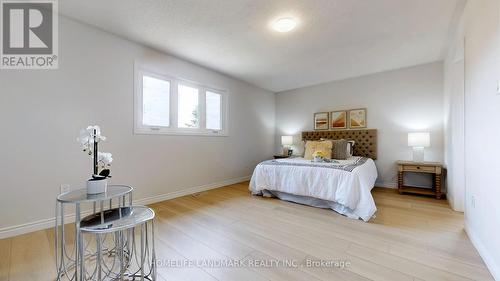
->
[78,125,113,177]
[77,125,107,154]
[98,152,113,168]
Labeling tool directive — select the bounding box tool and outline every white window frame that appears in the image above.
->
[134,66,229,136]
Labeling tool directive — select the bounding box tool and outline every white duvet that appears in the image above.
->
[249,156,378,221]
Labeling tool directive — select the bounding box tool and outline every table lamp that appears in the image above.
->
[281,136,293,156]
[408,132,430,162]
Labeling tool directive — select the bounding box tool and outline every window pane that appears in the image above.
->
[142,75,170,127]
[178,84,199,128]
[206,91,222,130]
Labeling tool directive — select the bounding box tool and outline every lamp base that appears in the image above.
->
[412,147,425,162]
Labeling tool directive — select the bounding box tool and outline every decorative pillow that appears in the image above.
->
[320,138,350,160]
[304,141,333,160]
[332,139,349,159]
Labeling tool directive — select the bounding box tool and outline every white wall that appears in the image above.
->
[275,62,445,188]
[444,9,466,212]
[444,0,500,279]
[0,17,275,236]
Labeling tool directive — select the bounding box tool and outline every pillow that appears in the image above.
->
[304,140,333,160]
[320,138,350,160]
[332,139,349,159]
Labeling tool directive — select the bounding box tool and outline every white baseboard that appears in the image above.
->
[134,176,250,206]
[0,176,251,239]
[465,223,500,280]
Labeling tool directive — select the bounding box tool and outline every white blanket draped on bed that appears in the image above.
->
[249,156,378,221]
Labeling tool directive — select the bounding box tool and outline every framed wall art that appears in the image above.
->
[314,112,329,130]
[330,110,347,129]
[348,108,367,128]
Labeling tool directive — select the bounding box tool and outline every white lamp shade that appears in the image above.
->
[408,132,430,147]
[281,135,293,146]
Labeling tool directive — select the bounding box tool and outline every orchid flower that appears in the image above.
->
[77,125,107,154]
[78,125,113,177]
[98,152,113,168]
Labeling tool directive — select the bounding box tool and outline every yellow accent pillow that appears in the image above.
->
[304,141,333,160]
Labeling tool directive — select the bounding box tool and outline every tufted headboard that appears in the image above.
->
[302,129,377,160]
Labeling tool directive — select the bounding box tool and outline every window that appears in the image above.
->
[142,76,170,127]
[134,67,228,136]
[206,91,222,130]
[177,84,199,128]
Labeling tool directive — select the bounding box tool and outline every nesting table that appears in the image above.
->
[55,185,156,280]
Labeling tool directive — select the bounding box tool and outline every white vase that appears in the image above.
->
[86,178,108,194]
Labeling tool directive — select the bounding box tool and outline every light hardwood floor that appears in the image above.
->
[0,182,493,281]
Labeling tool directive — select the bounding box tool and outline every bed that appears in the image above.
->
[249,129,378,221]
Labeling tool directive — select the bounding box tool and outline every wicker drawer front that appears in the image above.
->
[403,165,436,173]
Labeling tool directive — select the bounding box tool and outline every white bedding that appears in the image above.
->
[249,156,378,221]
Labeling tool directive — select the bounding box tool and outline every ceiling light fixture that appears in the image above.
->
[272,17,298,33]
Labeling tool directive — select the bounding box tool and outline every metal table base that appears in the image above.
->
[55,185,133,281]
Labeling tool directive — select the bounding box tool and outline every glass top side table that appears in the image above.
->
[57,184,133,203]
[55,185,133,281]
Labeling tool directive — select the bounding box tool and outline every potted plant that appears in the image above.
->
[77,125,113,194]
[312,151,325,162]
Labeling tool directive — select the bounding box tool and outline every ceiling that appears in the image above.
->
[59,0,462,92]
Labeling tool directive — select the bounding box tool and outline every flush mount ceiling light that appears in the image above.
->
[272,17,298,33]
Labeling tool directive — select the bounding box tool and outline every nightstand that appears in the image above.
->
[274,155,290,159]
[396,161,444,199]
